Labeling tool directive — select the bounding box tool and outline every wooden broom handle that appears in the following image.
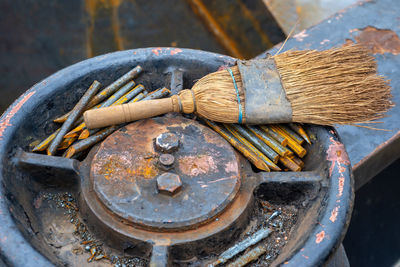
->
[84,97,180,129]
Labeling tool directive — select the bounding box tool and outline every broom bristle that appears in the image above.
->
[189,45,393,125]
[273,45,393,125]
[191,66,245,123]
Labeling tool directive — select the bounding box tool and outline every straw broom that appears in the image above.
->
[83,45,393,129]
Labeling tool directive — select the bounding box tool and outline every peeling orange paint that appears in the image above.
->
[320,39,330,45]
[224,161,238,173]
[316,231,325,244]
[293,30,308,42]
[338,177,345,197]
[178,155,217,176]
[98,155,158,180]
[217,65,229,71]
[330,206,340,223]
[326,137,350,177]
[354,26,400,55]
[170,48,182,55]
[152,47,162,56]
[0,91,35,141]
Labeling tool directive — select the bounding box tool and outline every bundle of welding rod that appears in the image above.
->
[32,66,170,158]
[32,66,309,172]
[203,120,309,172]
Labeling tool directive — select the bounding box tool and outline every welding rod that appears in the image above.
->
[97,80,136,107]
[224,124,280,171]
[32,129,61,152]
[203,119,270,171]
[47,81,101,155]
[142,87,171,101]
[226,245,268,267]
[268,125,306,158]
[54,66,142,123]
[278,125,305,145]
[58,136,78,150]
[78,91,148,140]
[289,123,311,144]
[258,125,288,146]
[64,84,144,138]
[289,155,304,168]
[64,126,120,158]
[231,124,279,164]
[111,84,145,105]
[246,125,291,157]
[210,227,272,266]
[279,156,301,172]
[64,88,169,157]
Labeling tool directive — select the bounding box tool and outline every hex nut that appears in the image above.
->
[155,132,180,153]
[156,173,182,196]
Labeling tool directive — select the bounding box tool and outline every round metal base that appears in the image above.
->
[90,116,241,231]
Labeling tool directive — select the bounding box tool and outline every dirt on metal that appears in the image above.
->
[41,192,147,267]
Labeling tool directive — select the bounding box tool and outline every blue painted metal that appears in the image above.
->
[264,0,400,190]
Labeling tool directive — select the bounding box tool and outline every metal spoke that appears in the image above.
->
[257,171,324,186]
[169,68,184,94]
[14,149,80,185]
[150,245,170,267]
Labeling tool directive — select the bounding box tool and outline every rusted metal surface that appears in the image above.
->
[90,116,241,230]
[263,0,400,190]
[352,26,400,55]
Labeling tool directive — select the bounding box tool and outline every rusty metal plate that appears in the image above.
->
[90,116,241,231]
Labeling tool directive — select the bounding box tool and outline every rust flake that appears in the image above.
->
[326,137,350,177]
[152,47,162,56]
[315,231,325,244]
[293,30,308,42]
[320,39,330,45]
[217,65,229,71]
[97,154,158,181]
[338,177,345,197]
[178,154,217,176]
[0,91,35,141]
[170,48,182,55]
[352,26,400,55]
[34,196,43,209]
[329,206,340,223]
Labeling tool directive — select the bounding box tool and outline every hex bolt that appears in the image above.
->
[156,173,182,196]
[154,132,180,153]
[159,153,175,167]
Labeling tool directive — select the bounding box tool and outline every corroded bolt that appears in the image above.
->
[156,173,182,196]
[155,132,179,153]
[159,153,175,167]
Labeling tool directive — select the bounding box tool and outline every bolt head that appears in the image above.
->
[156,173,182,196]
[155,132,179,153]
[159,153,175,167]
